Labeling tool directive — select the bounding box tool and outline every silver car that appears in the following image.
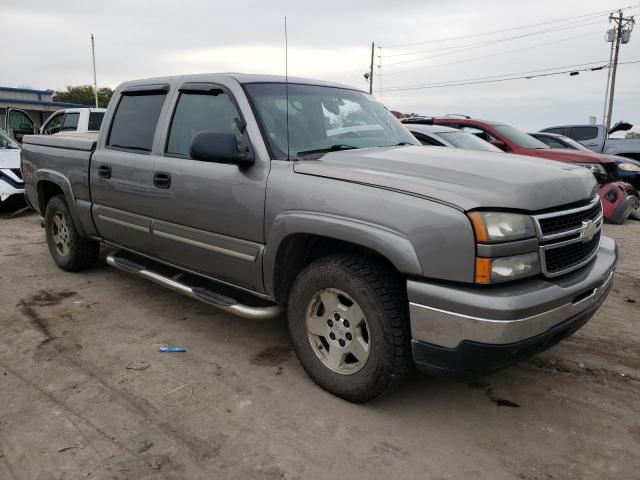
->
[404,123,502,152]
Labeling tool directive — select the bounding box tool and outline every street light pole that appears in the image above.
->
[91,34,99,108]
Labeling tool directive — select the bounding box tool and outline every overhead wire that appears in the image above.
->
[380,60,640,92]
[381,2,640,49]
[381,30,604,76]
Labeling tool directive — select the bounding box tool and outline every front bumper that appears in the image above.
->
[0,169,25,203]
[407,235,617,377]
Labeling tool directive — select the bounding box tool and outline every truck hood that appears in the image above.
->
[293,146,598,211]
[0,148,21,168]
[528,148,616,165]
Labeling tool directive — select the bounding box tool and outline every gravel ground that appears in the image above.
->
[0,211,638,480]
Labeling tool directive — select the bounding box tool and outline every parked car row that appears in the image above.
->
[19,73,618,402]
[0,128,24,208]
[402,116,640,224]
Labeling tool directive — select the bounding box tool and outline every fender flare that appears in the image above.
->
[35,169,87,237]
[263,210,423,297]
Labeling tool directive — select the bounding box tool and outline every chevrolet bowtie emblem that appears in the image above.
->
[582,220,598,242]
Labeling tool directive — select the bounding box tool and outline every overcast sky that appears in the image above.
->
[2,0,639,130]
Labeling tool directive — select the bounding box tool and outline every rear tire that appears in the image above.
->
[287,254,412,403]
[44,195,99,271]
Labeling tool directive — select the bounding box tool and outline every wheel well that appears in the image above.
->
[272,233,397,304]
[37,181,64,213]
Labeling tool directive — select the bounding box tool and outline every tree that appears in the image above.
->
[52,85,114,108]
[625,131,640,139]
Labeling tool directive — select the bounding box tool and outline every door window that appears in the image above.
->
[569,127,598,141]
[61,112,80,132]
[166,89,245,158]
[535,135,566,149]
[7,110,34,132]
[107,92,167,152]
[43,113,64,134]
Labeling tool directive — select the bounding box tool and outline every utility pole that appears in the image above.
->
[601,30,615,126]
[604,11,634,133]
[369,42,375,94]
[91,34,99,108]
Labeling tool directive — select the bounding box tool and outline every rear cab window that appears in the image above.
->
[107,88,168,152]
[88,111,105,131]
[569,127,599,141]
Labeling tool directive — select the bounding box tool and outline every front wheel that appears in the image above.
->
[287,255,412,402]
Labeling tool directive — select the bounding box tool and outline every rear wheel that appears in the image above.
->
[45,195,99,271]
[287,255,412,403]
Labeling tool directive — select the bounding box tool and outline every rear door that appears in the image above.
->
[148,80,268,292]
[90,85,171,254]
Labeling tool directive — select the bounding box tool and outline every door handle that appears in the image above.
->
[153,172,171,189]
[97,165,112,179]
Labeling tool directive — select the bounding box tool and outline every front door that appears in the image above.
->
[149,81,269,292]
[90,86,170,254]
[7,108,35,143]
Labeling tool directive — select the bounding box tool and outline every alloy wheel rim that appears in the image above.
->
[51,213,71,257]
[305,288,371,375]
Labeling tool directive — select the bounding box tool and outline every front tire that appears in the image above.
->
[287,255,412,403]
[44,195,99,271]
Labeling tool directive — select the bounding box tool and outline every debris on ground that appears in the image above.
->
[126,360,150,370]
[624,297,636,303]
[158,347,187,352]
[57,442,83,453]
[137,440,153,453]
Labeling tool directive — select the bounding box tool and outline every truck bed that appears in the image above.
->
[21,133,98,212]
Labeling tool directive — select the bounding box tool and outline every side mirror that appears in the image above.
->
[189,131,254,166]
[491,140,509,151]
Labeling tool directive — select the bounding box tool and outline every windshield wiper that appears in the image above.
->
[297,144,359,156]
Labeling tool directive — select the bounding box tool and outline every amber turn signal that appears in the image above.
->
[468,212,488,243]
[474,257,492,284]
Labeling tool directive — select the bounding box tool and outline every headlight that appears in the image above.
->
[468,211,536,243]
[575,163,607,176]
[619,162,640,172]
[475,253,540,284]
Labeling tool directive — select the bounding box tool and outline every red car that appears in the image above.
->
[432,116,638,224]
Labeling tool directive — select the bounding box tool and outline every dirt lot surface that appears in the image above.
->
[0,211,638,480]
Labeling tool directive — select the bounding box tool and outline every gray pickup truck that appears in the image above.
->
[21,74,617,402]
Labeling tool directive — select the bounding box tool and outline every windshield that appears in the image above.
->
[437,131,502,152]
[494,125,550,149]
[0,128,20,149]
[245,83,418,159]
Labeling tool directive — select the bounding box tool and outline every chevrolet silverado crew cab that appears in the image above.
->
[21,74,617,402]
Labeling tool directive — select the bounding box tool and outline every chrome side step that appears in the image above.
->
[106,251,283,320]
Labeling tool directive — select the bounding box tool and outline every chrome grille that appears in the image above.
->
[538,202,601,237]
[534,197,602,277]
[544,232,601,274]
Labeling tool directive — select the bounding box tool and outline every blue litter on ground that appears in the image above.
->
[158,347,187,352]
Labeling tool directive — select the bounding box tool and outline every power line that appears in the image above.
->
[382,30,603,75]
[381,18,605,60]
[384,60,612,90]
[381,60,640,92]
[381,2,640,49]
